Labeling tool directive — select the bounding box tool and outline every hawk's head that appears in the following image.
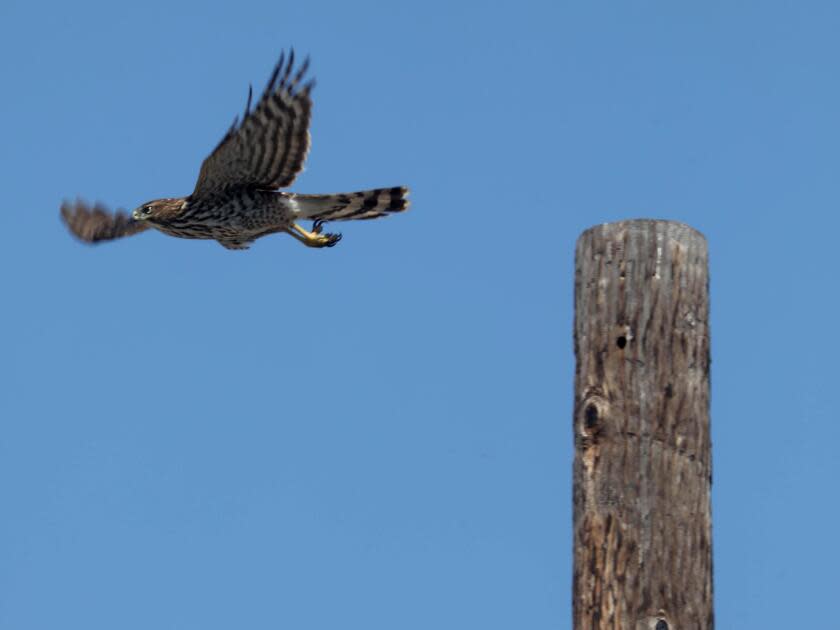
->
[132,198,184,223]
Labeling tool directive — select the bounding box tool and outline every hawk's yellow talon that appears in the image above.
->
[287,222,341,248]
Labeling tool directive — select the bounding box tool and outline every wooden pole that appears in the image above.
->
[573,220,713,629]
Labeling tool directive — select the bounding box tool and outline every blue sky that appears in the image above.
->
[1,1,838,628]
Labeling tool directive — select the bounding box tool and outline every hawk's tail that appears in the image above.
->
[292,186,409,223]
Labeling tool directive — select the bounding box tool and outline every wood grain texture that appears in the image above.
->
[573,220,712,629]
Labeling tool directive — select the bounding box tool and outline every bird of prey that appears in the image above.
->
[61,50,409,250]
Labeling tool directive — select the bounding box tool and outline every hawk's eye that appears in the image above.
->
[142,206,152,215]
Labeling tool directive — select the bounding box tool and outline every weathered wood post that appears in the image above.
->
[573,220,712,629]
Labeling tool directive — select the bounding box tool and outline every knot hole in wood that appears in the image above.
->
[634,611,672,630]
[578,393,609,445]
[612,324,633,352]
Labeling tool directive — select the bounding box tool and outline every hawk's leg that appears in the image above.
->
[286,222,342,248]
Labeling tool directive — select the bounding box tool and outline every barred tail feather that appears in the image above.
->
[293,186,409,222]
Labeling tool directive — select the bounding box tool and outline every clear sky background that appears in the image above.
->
[1,1,837,628]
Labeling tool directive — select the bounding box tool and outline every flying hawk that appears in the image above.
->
[61,50,409,250]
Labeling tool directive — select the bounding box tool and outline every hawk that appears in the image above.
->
[61,50,409,250]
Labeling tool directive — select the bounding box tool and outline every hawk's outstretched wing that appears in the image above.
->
[192,50,314,198]
[61,200,150,243]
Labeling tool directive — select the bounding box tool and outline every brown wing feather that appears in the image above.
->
[192,50,315,197]
[61,200,150,244]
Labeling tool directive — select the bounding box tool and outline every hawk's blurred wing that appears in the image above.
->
[61,200,150,244]
[192,50,314,197]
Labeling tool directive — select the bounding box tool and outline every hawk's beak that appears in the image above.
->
[131,209,142,221]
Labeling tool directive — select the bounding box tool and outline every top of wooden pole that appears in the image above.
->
[578,219,706,238]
